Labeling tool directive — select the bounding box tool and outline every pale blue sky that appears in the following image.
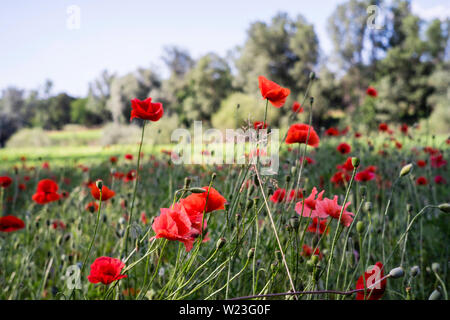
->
[0,0,448,97]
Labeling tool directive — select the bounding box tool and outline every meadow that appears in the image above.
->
[0,82,448,301]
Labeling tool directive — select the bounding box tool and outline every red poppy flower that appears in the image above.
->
[87,256,127,285]
[292,101,303,113]
[180,187,226,214]
[325,127,340,136]
[124,170,137,183]
[152,204,195,251]
[378,123,389,132]
[315,196,354,227]
[253,121,268,130]
[32,179,61,205]
[417,160,426,168]
[395,141,402,149]
[434,175,446,185]
[355,262,387,300]
[295,187,325,218]
[258,76,290,108]
[110,156,118,164]
[52,220,66,230]
[0,215,25,232]
[340,126,349,135]
[285,124,320,147]
[337,158,354,171]
[366,86,377,97]
[19,183,26,191]
[270,188,286,203]
[354,132,362,138]
[301,244,323,259]
[124,154,133,160]
[331,171,350,187]
[299,156,315,165]
[430,154,447,168]
[42,162,50,170]
[130,97,164,122]
[336,142,351,154]
[400,123,408,134]
[90,184,116,201]
[86,201,99,213]
[307,218,329,235]
[416,176,428,186]
[140,212,148,225]
[355,169,376,182]
[287,189,303,202]
[0,176,12,188]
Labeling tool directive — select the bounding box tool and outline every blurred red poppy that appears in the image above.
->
[130,97,164,122]
[430,154,447,168]
[301,244,323,259]
[378,123,389,132]
[292,101,303,113]
[86,201,99,213]
[400,123,408,134]
[337,142,351,154]
[124,154,133,160]
[285,124,320,147]
[0,176,12,188]
[90,184,116,201]
[0,215,25,232]
[355,169,376,182]
[434,175,446,185]
[258,76,290,108]
[417,160,426,168]
[32,179,61,205]
[355,262,387,300]
[88,256,127,285]
[325,127,340,136]
[270,188,286,203]
[253,121,268,130]
[307,217,329,235]
[366,86,377,97]
[416,176,428,186]
[110,156,118,164]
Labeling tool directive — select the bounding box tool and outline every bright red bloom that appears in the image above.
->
[124,170,137,183]
[86,201,99,213]
[253,121,268,130]
[140,212,148,225]
[417,160,426,168]
[285,124,320,147]
[32,179,61,205]
[0,215,25,232]
[90,184,116,201]
[315,196,354,227]
[395,141,402,149]
[301,245,323,259]
[180,187,226,214]
[337,157,355,171]
[307,218,329,235]
[400,123,408,134]
[130,97,164,122]
[124,154,133,160]
[0,176,12,188]
[378,123,389,132]
[152,203,195,251]
[430,154,447,168]
[336,142,351,154]
[87,256,127,285]
[299,156,315,165]
[434,175,446,185]
[325,127,340,136]
[340,126,349,135]
[355,262,387,300]
[354,132,362,138]
[287,189,303,202]
[295,187,325,218]
[258,76,290,108]
[52,220,66,230]
[416,176,428,186]
[42,162,50,170]
[110,156,118,164]
[292,101,303,113]
[19,183,26,191]
[331,171,350,187]
[366,86,377,97]
[355,169,376,182]
[270,188,286,203]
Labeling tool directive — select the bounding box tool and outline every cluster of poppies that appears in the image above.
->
[152,186,227,252]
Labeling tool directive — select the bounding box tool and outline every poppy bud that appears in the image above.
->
[190,187,206,194]
[309,97,314,105]
[291,165,297,176]
[309,71,315,81]
[285,175,291,183]
[351,157,360,168]
[289,216,300,231]
[271,261,278,271]
[389,267,405,279]
[268,187,274,196]
[410,266,420,277]
[399,163,413,177]
[248,248,255,259]
[438,203,450,213]
[211,172,217,181]
[216,237,226,249]
[306,260,315,272]
[356,221,365,234]
[431,263,440,273]
[235,213,241,222]
[96,179,103,190]
[406,203,413,214]
[428,289,441,300]
[184,177,191,189]
[310,255,319,265]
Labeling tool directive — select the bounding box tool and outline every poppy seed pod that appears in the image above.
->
[190,187,206,194]
[309,71,315,81]
[389,267,405,279]
[399,163,413,177]
[216,237,226,250]
[410,266,420,277]
[211,172,217,181]
[428,289,441,300]
[431,263,440,273]
[95,180,103,190]
[285,175,291,183]
[438,203,450,213]
[356,221,365,234]
[351,157,360,168]
[248,248,255,259]
[184,177,191,189]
